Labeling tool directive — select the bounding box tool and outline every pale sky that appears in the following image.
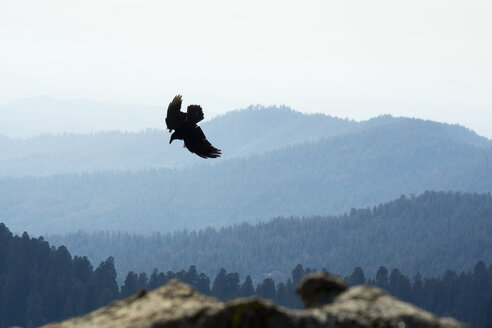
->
[1,0,491,137]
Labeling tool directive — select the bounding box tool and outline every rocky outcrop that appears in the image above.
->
[43,273,466,328]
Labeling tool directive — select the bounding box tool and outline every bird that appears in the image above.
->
[165,95,221,158]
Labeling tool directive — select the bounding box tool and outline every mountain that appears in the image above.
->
[0,96,163,138]
[203,105,358,157]
[0,116,491,235]
[0,103,489,177]
[0,104,359,176]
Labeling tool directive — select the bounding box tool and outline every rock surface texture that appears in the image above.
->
[43,273,466,328]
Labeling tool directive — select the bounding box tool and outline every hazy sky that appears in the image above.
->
[1,0,491,137]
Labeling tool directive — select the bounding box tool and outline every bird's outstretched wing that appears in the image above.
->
[185,126,221,158]
[166,95,186,131]
[187,105,204,125]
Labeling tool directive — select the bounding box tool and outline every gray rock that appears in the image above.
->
[296,272,348,308]
[42,274,466,328]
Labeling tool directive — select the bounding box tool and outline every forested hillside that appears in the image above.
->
[47,191,492,283]
[1,115,491,234]
[0,106,489,177]
[0,106,357,176]
[0,223,119,328]
[1,222,491,328]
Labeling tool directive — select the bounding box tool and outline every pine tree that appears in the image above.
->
[239,275,255,298]
[347,267,366,286]
[291,264,304,286]
[211,268,227,300]
[120,272,139,299]
[256,278,276,301]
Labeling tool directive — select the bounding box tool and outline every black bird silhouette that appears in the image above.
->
[165,95,221,158]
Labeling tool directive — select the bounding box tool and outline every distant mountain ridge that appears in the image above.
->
[0,104,490,177]
[0,96,163,137]
[0,113,491,234]
[203,105,358,156]
[0,104,360,176]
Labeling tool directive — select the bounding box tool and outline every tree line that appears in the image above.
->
[0,223,120,328]
[119,262,492,328]
[48,191,492,283]
[1,223,492,328]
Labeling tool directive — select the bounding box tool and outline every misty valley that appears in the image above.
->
[2,0,491,326]
[1,106,491,327]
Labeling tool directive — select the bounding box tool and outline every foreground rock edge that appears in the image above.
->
[42,275,466,328]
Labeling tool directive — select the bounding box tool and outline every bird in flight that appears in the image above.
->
[165,95,221,158]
